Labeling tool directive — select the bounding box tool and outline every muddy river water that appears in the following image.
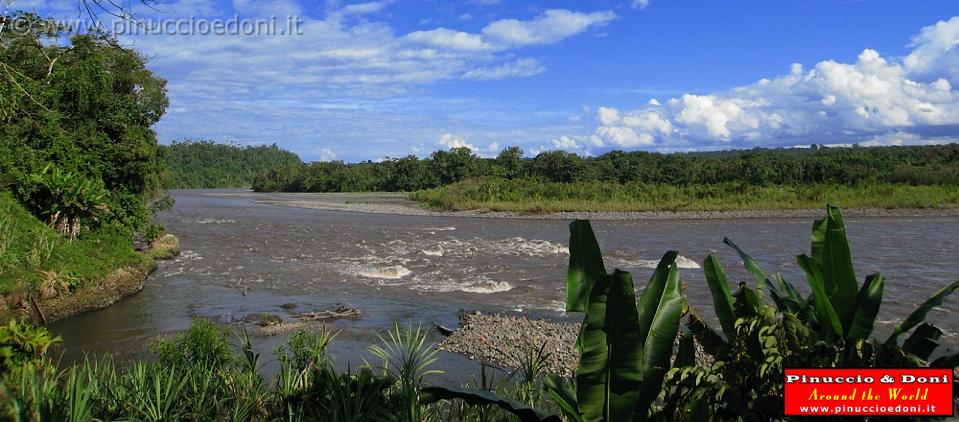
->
[51,190,959,383]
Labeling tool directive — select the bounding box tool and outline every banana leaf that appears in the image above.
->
[703,255,737,340]
[724,238,803,312]
[544,375,583,422]
[421,386,562,422]
[733,283,763,320]
[576,271,645,422]
[635,253,684,419]
[811,206,859,321]
[797,254,843,339]
[607,270,644,421]
[567,220,607,313]
[887,280,959,345]
[845,274,884,341]
[901,323,943,361]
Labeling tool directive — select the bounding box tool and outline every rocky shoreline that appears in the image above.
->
[439,311,581,376]
[0,233,181,324]
[258,195,959,221]
[439,310,714,377]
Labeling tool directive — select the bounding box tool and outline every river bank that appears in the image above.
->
[0,233,181,324]
[257,192,959,221]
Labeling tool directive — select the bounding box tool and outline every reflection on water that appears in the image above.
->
[51,189,959,380]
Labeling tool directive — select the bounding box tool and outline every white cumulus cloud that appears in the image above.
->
[438,133,478,151]
[590,16,959,150]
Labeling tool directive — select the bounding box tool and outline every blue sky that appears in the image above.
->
[11,0,959,161]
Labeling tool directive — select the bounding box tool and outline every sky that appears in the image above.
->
[8,0,959,161]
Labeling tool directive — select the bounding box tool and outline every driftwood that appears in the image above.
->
[295,305,361,321]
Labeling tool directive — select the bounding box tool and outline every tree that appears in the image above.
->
[493,146,525,179]
[430,147,478,185]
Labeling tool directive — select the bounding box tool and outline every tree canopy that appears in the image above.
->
[1,13,168,234]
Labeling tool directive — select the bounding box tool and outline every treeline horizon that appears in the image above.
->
[245,143,959,193]
[162,140,302,189]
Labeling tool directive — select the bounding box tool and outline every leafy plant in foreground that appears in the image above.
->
[424,220,687,422]
[664,205,959,420]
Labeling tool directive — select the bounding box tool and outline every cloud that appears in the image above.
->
[631,0,650,10]
[405,28,490,51]
[552,135,581,151]
[341,1,393,15]
[461,58,544,80]
[438,133,478,151]
[482,9,616,48]
[589,16,959,151]
[317,147,337,161]
[406,9,614,53]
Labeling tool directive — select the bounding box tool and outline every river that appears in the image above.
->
[51,189,959,384]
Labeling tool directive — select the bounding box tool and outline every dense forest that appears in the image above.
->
[162,141,302,189]
[252,144,959,193]
[0,13,168,235]
[0,12,171,292]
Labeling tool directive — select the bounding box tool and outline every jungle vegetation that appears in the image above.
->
[252,144,959,194]
[0,13,170,292]
[162,141,302,189]
[251,144,959,210]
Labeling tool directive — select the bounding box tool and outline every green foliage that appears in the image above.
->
[17,164,110,239]
[253,144,959,199]
[150,318,237,370]
[0,320,60,374]
[1,12,168,235]
[664,206,959,420]
[276,326,337,371]
[162,140,302,188]
[412,178,959,212]
[369,321,443,422]
[0,191,144,293]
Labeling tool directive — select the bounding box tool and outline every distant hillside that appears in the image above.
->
[162,141,302,189]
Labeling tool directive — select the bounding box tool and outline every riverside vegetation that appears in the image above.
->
[249,144,959,212]
[2,206,957,420]
[0,14,177,311]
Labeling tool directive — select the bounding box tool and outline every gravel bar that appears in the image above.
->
[257,196,959,221]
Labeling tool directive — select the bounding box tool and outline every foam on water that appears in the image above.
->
[196,218,236,224]
[460,280,513,294]
[608,255,702,270]
[354,265,412,280]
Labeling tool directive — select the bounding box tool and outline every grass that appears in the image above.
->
[410,178,959,213]
[0,191,146,295]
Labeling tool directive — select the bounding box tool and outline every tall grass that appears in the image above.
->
[410,178,959,212]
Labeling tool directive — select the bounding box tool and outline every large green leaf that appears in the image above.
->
[703,255,737,340]
[421,386,562,422]
[606,270,644,421]
[887,280,959,345]
[567,220,607,313]
[813,206,859,321]
[732,283,763,320]
[845,274,884,341]
[635,252,684,419]
[544,375,583,422]
[725,238,804,313]
[723,238,768,286]
[576,273,613,422]
[576,271,646,422]
[901,323,943,361]
[797,254,843,338]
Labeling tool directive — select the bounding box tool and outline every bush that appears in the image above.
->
[0,320,61,374]
[150,319,237,370]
